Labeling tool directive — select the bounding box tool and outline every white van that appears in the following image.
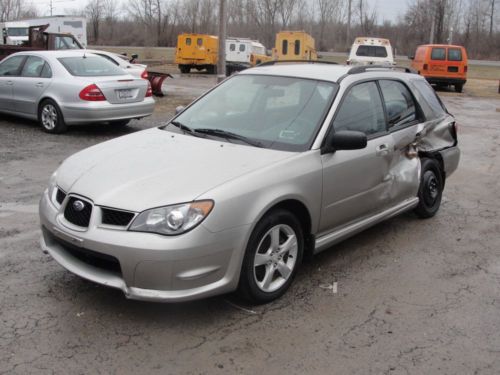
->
[347,37,395,66]
[225,38,267,74]
[0,21,30,45]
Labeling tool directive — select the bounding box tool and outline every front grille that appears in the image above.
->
[101,208,135,226]
[64,197,92,227]
[52,234,121,275]
[56,188,66,205]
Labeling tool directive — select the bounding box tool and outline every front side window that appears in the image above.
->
[186,37,192,46]
[229,43,236,51]
[0,55,25,76]
[431,48,446,60]
[58,56,124,76]
[282,40,288,55]
[170,75,338,151]
[448,48,462,61]
[379,80,417,129]
[333,82,386,136]
[21,56,46,77]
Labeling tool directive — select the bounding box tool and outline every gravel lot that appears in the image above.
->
[1,76,499,374]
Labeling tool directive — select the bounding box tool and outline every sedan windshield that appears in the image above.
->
[170,75,338,151]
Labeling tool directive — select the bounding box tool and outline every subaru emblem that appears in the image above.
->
[72,200,85,212]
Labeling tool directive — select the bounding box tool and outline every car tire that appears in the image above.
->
[38,99,67,134]
[414,158,443,218]
[454,84,463,93]
[238,209,304,304]
[110,119,131,127]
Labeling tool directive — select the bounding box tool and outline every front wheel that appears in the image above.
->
[238,209,304,304]
[414,158,443,218]
[38,99,67,134]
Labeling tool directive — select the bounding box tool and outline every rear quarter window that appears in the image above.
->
[411,79,447,116]
[431,48,446,60]
[58,56,125,76]
[448,48,462,61]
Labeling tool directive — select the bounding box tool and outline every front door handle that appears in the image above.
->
[376,143,391,156]
[6,81,13,86]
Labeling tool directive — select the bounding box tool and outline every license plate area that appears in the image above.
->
[117,89,134,99]
[447,66,459,73]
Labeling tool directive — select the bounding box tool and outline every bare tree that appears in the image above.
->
[86,0,103,43]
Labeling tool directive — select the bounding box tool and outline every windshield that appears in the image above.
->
[58,56,125,76]
[356,45,388,58]
[7,27,28,37]
[170,74,338,151]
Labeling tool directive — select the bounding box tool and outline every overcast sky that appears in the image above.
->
[34,0,409,23]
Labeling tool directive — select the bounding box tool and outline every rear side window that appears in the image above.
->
[229,43,235,51]
[282,40,288,55]
[239,44,246,52]
[294,40,300,55]
[412,79,447,116]
[431,48,446,60]
[21,56,46,77]
[0,55,25,76]
[58,56,124,76]
[197,38,203,46]
[333,82,386,136]
[356,45,388,58]
[379,80,417,129]
[448,48,462,61]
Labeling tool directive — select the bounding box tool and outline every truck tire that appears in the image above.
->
[454,83,463,93]
[206,65,216,75]
[179,65,190,74]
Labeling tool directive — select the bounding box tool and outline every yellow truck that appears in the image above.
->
[174,33,218,74]
[273,31,317,61]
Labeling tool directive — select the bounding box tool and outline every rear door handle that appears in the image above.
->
[36,82,44,88]
[6,81,13,86]
[376,143,391,156]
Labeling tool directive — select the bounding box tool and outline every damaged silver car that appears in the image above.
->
[39,63,460,304]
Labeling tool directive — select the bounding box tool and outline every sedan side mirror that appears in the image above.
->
[175,106,185,115]
[323,130,367,154]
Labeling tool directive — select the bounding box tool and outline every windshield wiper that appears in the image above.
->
[168,121,206,138]
[194,128,263,148]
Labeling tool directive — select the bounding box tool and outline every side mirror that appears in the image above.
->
[175,106,185,115]
[323,130,367,154]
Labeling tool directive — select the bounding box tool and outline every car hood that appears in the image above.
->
[57,128,294,212]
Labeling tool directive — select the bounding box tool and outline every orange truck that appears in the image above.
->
[174,33,219,74]
[273,31,317,61]
[410,44,468,93]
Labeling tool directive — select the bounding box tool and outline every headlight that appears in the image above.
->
[129,200,214,235]
[47,171,58,203]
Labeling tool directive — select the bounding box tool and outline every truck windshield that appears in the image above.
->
[58,56,125,76]
[7,27,28,37]
[169,74,338,151]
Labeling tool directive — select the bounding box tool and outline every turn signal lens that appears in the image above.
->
[79,84,106,101]
[141,70,148,79]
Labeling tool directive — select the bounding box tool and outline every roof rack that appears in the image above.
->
[347,65,417,74]
[257,60,339,67]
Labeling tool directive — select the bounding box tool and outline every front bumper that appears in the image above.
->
[39,190,250,302]
[61,97,155,125]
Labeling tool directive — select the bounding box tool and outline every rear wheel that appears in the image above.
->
[179,65,191,74]
[238,209,303,304]
[414,158,443,218]
[206,65,216,74]
[38,99,67,134]
[454,83,464,93]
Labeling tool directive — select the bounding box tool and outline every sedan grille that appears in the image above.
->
[56,188,67,205]
[64,197,92,227]
[101,208,135,227]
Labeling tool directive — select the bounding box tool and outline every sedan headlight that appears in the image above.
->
[129,200,214,235]
[47,171,58,203]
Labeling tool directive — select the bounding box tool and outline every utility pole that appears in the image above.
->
[429,0,436,44]
[346,0,352,49]
[217,0,227,83]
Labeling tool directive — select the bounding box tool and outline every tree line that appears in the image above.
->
[1,0,499,58]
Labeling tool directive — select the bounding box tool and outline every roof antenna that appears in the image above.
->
[83,44,87,59]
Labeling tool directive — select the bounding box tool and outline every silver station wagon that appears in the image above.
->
[0,50,154,133]
[39,62,460,304]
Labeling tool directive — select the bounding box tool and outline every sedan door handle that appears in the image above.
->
[376,143,392,156]
[6,81,13,86]
[35,82,44,88]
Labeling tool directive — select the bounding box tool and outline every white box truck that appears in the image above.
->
[2,16,87,47]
